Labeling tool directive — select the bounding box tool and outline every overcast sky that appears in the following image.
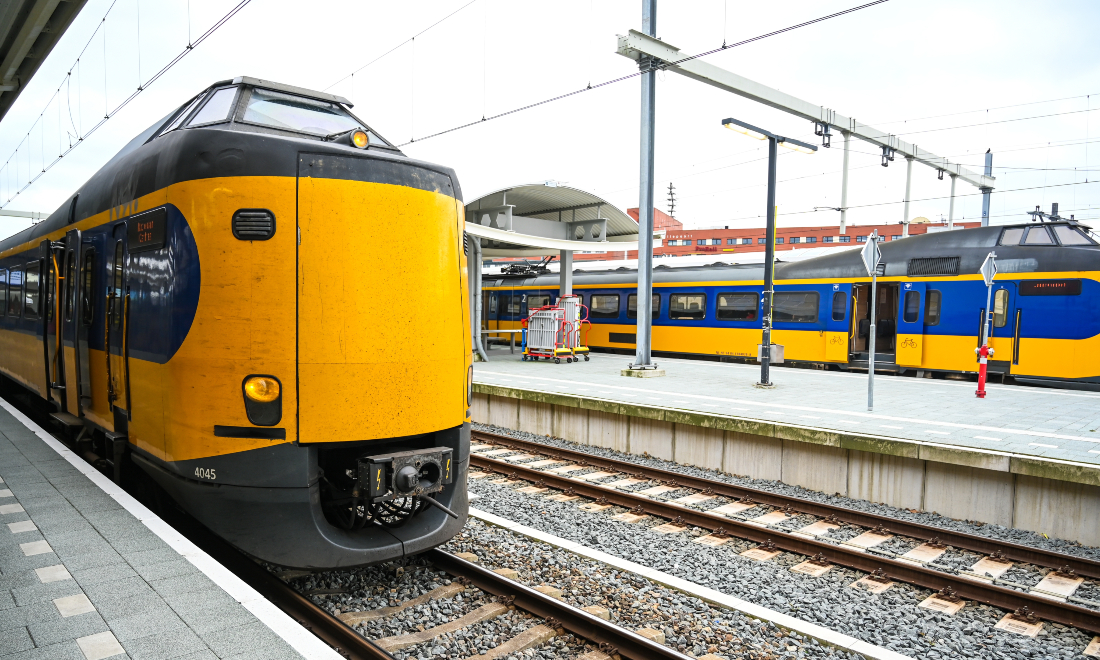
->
[1,0,1098,241]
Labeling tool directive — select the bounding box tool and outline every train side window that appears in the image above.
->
[110,241,124,327]
[80,251,95,326]
[159,92,207,136]
[669,293,706,320]
[830,291,847,321]
[902,290,920,323]
[589,294,620,319]
[772,292,819,323]
[503,295,522,315]
[188,87,238,126]
[528,295,550,310]
[64,251,76,321]
[1023,226,1054,245]
[626,293,660,319]
[487,294,497,315]
[925,290,941,326]
[999,228,1024,245]
[8,268,23,318]
[0,269,6,317]
[716,292,758,321]
[992,289,1009,328]
[1053,225,1096,246]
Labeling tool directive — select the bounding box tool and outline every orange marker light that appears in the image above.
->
[244,376,280,403]
[351,130,369,148]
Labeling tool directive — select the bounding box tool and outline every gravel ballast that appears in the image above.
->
[471,422,1099,659]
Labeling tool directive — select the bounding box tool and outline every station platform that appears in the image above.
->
[471,348,1100,547]
[0,400,336,660]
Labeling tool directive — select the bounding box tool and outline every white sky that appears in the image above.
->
[1,0,1098,241]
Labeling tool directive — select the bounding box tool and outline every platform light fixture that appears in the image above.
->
[722,116,817,389]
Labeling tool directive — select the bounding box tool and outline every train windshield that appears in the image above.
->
[243,88,365,137]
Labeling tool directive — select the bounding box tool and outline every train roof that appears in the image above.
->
[484,221,1100,288]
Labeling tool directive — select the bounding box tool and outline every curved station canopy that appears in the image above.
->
[465,182,646,257]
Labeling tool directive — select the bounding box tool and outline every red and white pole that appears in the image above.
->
[975,344,994,398]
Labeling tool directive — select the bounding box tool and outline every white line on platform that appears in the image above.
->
[1030,443,1058,449]
[1090,450,1100,454]
[925,430,950,435]
[880,425,904,429]
[478,370,1100,444]
[974,436,1003,442]
[0,399,342,660]
[468,507,912,660]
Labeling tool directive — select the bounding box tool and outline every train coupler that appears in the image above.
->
[358,447,454,504]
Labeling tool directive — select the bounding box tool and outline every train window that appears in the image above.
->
[902,290,920,323]
[999,228,1024,245]
[1053,225,1096,246]
[7,269,22,318]
[627,294,660,319]
[528,295,550,310]
[992,289,1009,328]
[716,292,758,321]
[669,294,706,320]
[831,291,847,321]
[1023,226,1054,245]
[503,296,522,315]
[25,262,41,320]
[487,294,498,315]
[189,87,238,126]
[0,269,6,317]
[160,92,207,136]
[80,251,95,326]
[243,88,368,138]
[772,292,819,323]
[110,242,124,327]
[589,295,620,319]
[925,290,942,326]
[64,251,76,321]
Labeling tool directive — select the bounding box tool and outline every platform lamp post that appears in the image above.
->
[722,118,817,388]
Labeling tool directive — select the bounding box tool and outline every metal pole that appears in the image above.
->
[903,155,913,227]
[839,130,850,234]
[948,174,957,229]
[867,231,878,411]
[982,282,993,347]
[631,0,657,370]
[980,150,993,227]
[559,250,573,296]
[472,238,489,363]
[759,136,778,387]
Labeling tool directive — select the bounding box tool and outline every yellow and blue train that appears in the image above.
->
[0,77,471,568]
[484,221,1100,388]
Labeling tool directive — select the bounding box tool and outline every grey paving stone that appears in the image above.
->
[61,549,125,573]
[131,559,197,583]
[1,639,88,660]
[105,604,188,643]
[164,589,256,635]
[0,624,34,655]
[224,646,306,660]
[198,621,292,659]
[121,625,209,660]
[10,577,85,607]
[0,588,16,611]
[0,601,56,632]
[82,576,157,603]
[72,562,139,588]
[88,590,166,620]
[121,548,179,568]
[26,610,108,647]
[149,572,219,600]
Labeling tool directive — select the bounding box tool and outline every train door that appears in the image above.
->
[895,282,926,367]
[825,284,851,362]
[40,238,66,411]
[987,283,1017,374]
[105,224,130,431]
[61,230,88,416]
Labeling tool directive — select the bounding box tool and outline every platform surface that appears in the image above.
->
[0,401,317,660]
[474,348,1100,468]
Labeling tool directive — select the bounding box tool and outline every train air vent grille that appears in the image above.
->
[463,232,469,256]
[232,209,275,241]
[907,256,959,277]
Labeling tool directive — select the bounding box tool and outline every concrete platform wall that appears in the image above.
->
[472,392,1100,547]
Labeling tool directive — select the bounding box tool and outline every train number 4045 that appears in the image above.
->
[194,467,217,480]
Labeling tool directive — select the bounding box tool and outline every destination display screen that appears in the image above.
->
[1019,279,1081,296]
[128,207,167,253]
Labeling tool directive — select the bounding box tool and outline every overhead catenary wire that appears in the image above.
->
[0,0,254,209]
[398,0,892,146]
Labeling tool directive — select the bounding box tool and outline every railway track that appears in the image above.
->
[470,428,1100,635]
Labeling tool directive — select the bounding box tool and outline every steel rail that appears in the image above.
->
[427,549,693,660]
[473,430,1100,579]
[470,451,1100,633]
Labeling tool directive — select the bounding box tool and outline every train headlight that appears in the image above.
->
[351,130,369,148]
[244,376,280,402]
[242,375,282,426]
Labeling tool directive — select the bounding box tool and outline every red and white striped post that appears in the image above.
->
[976,252,998,399]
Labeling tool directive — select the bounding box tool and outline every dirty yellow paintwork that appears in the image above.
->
[297,176,467,442]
